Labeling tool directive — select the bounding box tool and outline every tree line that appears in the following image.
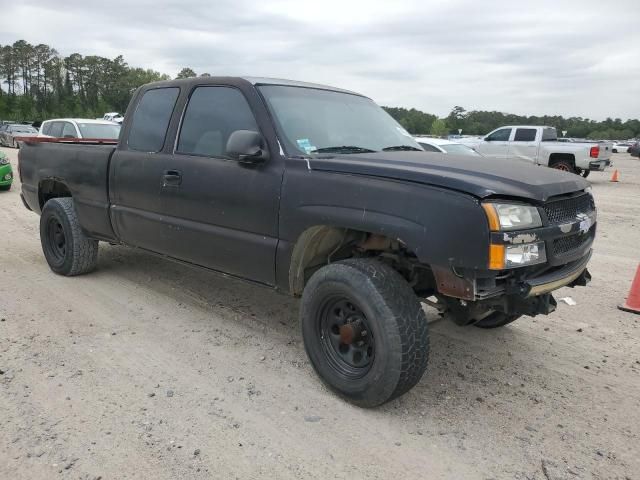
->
[1,40,638,140]
[0,40,173,120]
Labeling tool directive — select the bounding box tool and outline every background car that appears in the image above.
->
[0,123,39,148]
[612,142,632,153]
[0,150,13,190]
[101,112,124,124]
[39,118,121,140]
[628,141,640,157]
[414,137,483,156]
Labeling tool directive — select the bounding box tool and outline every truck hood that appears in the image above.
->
[308,151,589,203]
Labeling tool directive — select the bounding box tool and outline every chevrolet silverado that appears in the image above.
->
[18,77,595,406]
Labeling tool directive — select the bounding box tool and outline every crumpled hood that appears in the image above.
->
[308,151,589,203]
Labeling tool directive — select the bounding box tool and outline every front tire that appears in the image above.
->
[300,259,429,407]
[40,197,98,276]
[0,184,11,191]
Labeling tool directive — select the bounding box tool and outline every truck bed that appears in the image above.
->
[19,141,118,241]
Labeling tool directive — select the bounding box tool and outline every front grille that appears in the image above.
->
[553,227,594,256]
[543,193,595,225]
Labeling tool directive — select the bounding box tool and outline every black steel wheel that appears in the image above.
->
[301,259,429,407]
[318,296,375,379]
[45,217,67,266]
[40,197,98,276]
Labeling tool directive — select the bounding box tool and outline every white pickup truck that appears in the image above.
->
[461,126,612,177]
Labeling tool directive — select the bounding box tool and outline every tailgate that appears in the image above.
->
[598,142,612,160]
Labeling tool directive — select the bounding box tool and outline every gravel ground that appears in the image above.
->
[1,146,639,480]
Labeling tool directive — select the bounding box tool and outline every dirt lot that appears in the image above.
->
[1,147,639,480]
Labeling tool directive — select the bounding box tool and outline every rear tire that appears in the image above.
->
[551,159,576,174]
[580,169,590,178]
[473,312,521,329]
[300,259,429,407]
[0,184,11,191]
[40,197,98,276]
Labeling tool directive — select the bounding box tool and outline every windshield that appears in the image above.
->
[258,85,421,155]
[77,123,121,139]
[11,125,37,133]
[441,144,481,156]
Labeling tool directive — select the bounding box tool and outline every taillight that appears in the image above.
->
[589,145,599,158]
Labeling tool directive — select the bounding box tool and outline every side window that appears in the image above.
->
[128,87,179,152]
[419,142,441,152]
[177,86,258,157]
[62,122,77,138]
[486,128,512,142]
[41,122,51,136]
[541,128,557,141]
[49,122,64,138]
[513,128,537,142]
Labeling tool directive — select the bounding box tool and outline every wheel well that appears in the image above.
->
[39,179,71,209]
[288,226,434,296]
[548,153,575,167]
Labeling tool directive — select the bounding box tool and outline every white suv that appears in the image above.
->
[39,119,121,140]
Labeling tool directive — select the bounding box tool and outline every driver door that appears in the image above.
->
[477,128,512,159]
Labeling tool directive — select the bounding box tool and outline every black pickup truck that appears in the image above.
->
[18,77,595,407]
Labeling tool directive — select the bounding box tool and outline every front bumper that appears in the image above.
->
[526,250,591,296]
[0,164,13,186]
[588,159,611,171]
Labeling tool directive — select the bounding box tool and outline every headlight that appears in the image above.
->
[505,242,546,267]
[483,201,546,270]
[482,202,542,231]
[489,241,547,270]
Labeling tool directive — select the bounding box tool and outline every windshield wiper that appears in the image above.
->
[311,146,377,154]
[382,145,423,152]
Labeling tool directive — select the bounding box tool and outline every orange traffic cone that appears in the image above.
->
[619,264,640,314]
[610,169,619,182]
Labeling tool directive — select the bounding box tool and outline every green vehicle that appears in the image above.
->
[0,151,13,190]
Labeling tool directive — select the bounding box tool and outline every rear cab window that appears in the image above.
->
[541,128,558,141]
[128,87,180,152]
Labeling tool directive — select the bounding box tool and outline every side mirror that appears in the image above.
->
[226,130,269,164]
[484,137,491,142]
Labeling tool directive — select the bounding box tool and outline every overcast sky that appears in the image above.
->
[2,0,639,120]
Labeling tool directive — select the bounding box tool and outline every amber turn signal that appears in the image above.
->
[488,244,505,270]
[482,203,500,231]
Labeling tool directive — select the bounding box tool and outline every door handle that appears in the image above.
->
[162,170,182,186]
